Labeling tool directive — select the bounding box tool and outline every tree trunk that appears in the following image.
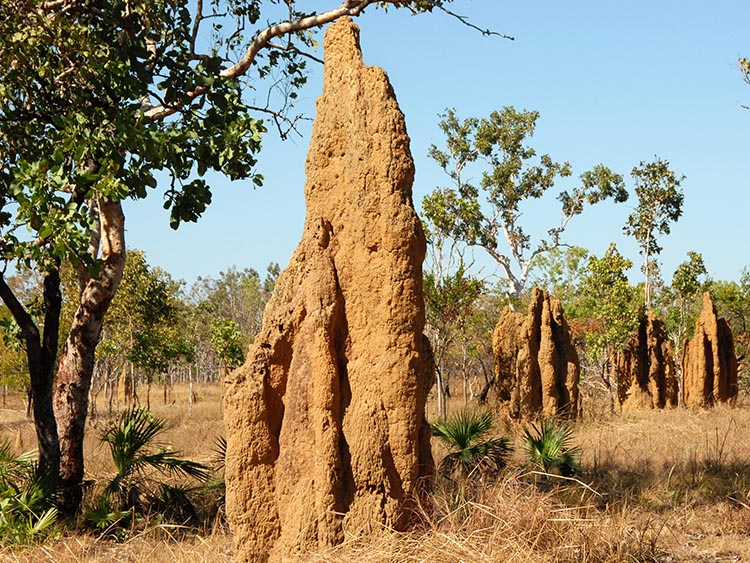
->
[54,200,126,516]
[0,269,62,479]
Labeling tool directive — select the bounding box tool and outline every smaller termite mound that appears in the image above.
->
[682,292,738,407]
[492,288,580,419]
[612,311,678,412]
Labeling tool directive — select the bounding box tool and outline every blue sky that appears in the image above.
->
[123,1,749,287]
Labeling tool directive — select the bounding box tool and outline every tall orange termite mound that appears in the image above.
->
[222,18,434,563]
[492,288,580,419]
[682,292,738,407]
[612,311,678,412]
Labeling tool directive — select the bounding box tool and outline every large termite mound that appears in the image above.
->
[612,312,678,412]
[682,292,738,407]
[222,18,434,563]
[492,288,580,419]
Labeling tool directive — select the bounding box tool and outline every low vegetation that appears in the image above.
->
[2,386,749,562]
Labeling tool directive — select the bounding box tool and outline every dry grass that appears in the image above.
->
[0,530,233,563]
[2,387,750,562]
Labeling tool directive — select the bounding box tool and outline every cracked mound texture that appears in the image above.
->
[682,293,738,407]
[612,312,678,412]
[492,288,580,420]
[223,18,434,563]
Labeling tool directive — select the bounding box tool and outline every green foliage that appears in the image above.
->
[672,252,708,300]
[577,244,641,368]
[100,250,192,382]
[424,265,483,327]
[0,441,59,546]
[523,419,581,477]
[661,251,708,352]
[530,246,590,310]
[93,407,209,522]
[708,270,750,390]
[0,0,267,260]
[431,410,512,478]
[209,318,246,369]
[424,106,625,299]
[623,158,685,307]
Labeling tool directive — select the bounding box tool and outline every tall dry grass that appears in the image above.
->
[1,386,750,561]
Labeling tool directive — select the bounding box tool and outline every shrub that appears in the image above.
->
[431,410,512,479]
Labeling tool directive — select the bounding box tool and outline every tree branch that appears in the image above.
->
[144,0,381,120]
[144,0,508,121]
[437,6,515,40]
[267,41,324,65]
[0,273,39,344]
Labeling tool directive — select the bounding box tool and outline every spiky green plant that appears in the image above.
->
[431,410,512,478]
[84,407,209,532]
[523,419,581,477]
[83,493,132,533]
[0,440,58,545]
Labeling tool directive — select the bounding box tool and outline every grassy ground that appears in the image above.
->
[2,387,750,562]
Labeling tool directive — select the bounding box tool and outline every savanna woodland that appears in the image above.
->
[0,1,749,562]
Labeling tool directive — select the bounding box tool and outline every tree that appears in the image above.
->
[209,318,246,375]
[423,107,627,307]
[576,243,641,406]
[424,262,482,418]
[0,0,470,515]
[708,270,750,390]
[658,252,708,402]
[663,252,707,351]
[623,158,685,309]
[529,245,589,311]
[89,251,192,413]
[187,262,278,383]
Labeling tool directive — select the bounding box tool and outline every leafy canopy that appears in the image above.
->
[0,0,267,277]
[423,106,627,299]
[577,243,641,365]
[624,158,685,258]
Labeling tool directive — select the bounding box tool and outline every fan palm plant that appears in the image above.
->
[523,419,581,477]
[85,407,209,530]
[431,410,512,479]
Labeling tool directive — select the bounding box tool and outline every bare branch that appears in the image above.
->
[144,0,380,120]
[267,41,324,65]
[437,6,514,40]
[190,0,204,57]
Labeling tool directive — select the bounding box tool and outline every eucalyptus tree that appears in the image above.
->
[658,251,708,401]
[0,0,472,515]
[576,243,641,405]
[623,158,685,309]
[423,262,482,417]
[529,245,590,312]
[663,251,707,350]
[423,107,627,307]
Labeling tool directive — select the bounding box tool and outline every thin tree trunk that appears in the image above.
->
[54,200,126,516]
[0,269,62,479]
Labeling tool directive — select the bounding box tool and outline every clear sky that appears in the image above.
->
[122,1,749,288]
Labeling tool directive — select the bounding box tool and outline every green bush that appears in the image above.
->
[0,440,58,545]
[84,407,209,534]
[431,410,512,479]
[523,419,581,477]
